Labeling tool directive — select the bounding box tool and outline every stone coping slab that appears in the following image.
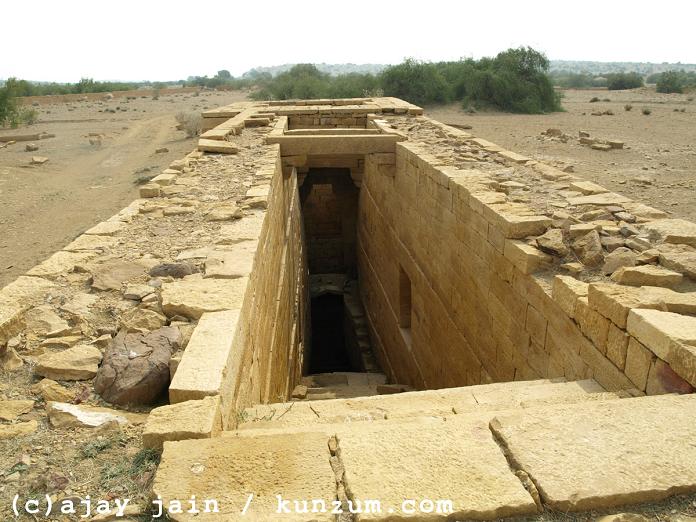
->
[490,394,696,511]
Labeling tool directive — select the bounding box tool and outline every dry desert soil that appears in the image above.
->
[0,89,248,287]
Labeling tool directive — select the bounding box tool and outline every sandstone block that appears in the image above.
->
[0,399,34,421]
[161,277,248,319]
[46,401,144,429]
[84,221,124,236]
[143,396,221,450]
[606,324,629,370]
[139,184,161,198]
[504,240,552,274]
[0,420,38,440]
[34,344,102,380]
[646,358,694,395]
[31,378,75,402]
[572,230,604,267]
[611,265,683,288]
[624,337,654,390]
[643,219,696,247]
[169,310,239,403]
[552,275,588,319]
[490,394,696,510]
[575,297,610,351]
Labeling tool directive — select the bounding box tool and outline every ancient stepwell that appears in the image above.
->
[3,97,696,520]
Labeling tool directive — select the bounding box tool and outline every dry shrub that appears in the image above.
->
[175,111,201,137]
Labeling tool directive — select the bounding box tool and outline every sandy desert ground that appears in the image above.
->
[0,89,248,287]
[3,87,693,288]
[428,87,696,221]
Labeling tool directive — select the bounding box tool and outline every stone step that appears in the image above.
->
[237,378,618,431]
[300,371,386,388]
[155,393,696,520]
[303,383,413,401]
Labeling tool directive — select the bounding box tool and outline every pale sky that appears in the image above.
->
[3,0,694,82]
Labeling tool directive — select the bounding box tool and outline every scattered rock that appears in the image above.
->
[123,284,154,301]
[25,143,39,152]
[602,247,638,275]
[611,265,684,288]
[155,147,169,154]
[0,399,34,421]
[205,204,243,221]
[291,385,308,399]
[572,230,604,267]
[0,346,23,370]
[560,262,584,274]
[94,327,181,406]
[535,229,568,257]
[149,262,198,279]
[0,420,38,440]
[31,379,75,402]
[119,308,167,333]
[34,344,103,380]
[30,156,49,165]
[46,401,136,429]
[24,305,71,338]
[91,261,147,291]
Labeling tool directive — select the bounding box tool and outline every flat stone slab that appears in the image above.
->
[644,219,696,247]
[627,309,696,386]
[566,192,631,206]
[143,396,221,450]
[161,276,248,319]
[84,220,124,236]
[169,310,240,403]
[34,344,102,380]
[204,241,258,279]
[153,432,336,521]
[63,234,117,252]
[490,394,696,511]
[337,416,537,520]
[26,251,96,278]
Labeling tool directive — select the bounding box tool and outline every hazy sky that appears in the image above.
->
[3,0,694,82]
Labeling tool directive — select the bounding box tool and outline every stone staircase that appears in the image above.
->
[148,378,696,522]
[293,372,413,401]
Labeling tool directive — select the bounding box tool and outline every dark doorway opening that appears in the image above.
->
[308,293,355,374]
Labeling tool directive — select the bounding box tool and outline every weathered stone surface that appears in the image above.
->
[611,265,683,288]
[624,338,654,390]
[161,277,248,319]
[626,309,696,386]
[337,417,537,519]
[504,240,552,274]
[143,396,221,450]
[123,284,154,301]
[646,358,694,395]
[169,310,239,403]
[64,234,117,252]
[588,283,696,328]
[0,346,23,370]
[46,401,144,429]
[31,378,75,402]
[118,308,167,333]
[552,275,588,318]
[573,230,604,267]
[24,305,71,338]
[149,262,198,279]
[0,420,38,440]
[0,303,24,346]
[659,249,696,280]
[535,228,568,256]
[27,251,95,278]
[34,344,102,380]
[567,192,631,206]
[570,181,608,195]
[153,432,336,521]
[84,221,124,236]
[60,293,99,317]
[490,394,696,511]
[94,327,180,406]
[0,275,56,306]
[602,247,637,275]
[204,241,258,279]
[643,219,696,247]
[0,399,34,421]
[205,204,243,222]
[91,260,148,291]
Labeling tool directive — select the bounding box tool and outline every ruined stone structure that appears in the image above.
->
[3,97,696,520]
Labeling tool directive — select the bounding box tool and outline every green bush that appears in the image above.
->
[0,81,17,126]
[656,71,683,93]
[248,47,561,114]
[642,107,652,115]
[606,72,644,90]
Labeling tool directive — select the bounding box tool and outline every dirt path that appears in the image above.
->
[0,89,247,286]
[426,87,696,221]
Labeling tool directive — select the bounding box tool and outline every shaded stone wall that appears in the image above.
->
[357,142,648,392]
[230,146,308,414]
